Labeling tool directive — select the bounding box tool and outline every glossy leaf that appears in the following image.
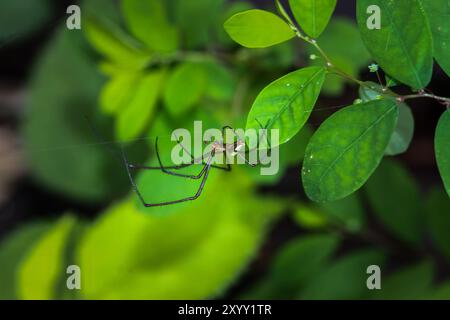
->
[163,62,208,117]
[289,0,336,38]
[357,0,433,89]
[365,159,423,245]
[18,216,77,300]
[359,82,414,155]
[0,223,51,299]
[302,100,399,202]
[427,189,450,260]
[435,110,450,197]
[116,70,166,140]
[422,0,450,77]
[224,9,295,48]
[121,0,178,53]
[300,250,385,299]
[246,66,326,146]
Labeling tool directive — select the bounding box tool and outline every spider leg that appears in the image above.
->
[173,134,231,172]
[122,147,214,207]
[154,138,214,179]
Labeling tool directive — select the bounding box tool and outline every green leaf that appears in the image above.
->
[426,188,450,260]
[357,0,433,89]
[242,234,339,299]
[385,104,414,156]
[116,70,166,140]
[203,60,236,102]
[300,250,385,299]
[121,0,178,53]
[359,82,414,156]
[318,194,365,232]
[422,0,450,77]
[174,0,225,49]
[289,0,337,38]
[302,100,399,202]
[163,62,208,117]
[365,159,423,245]
[23,29,130,202]
[293,205,329,229]
[308,18,371,96]
[370,261,433,300]
[77,171,283,299]
[246,66,326,146]
[84,18,149,69]
[18,216,78,300]
[100,72,141,115]
[435,110,450,197]
[0,223,51,299]
[224,9,295,48]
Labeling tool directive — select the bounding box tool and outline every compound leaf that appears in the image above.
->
[302,100,398,202]
[224,9,295,48]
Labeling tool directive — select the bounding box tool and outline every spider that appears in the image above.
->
[121,126,269,207]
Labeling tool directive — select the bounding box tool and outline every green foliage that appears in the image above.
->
[357,0,433,89]
[121,0,179,53]
[302,100,398,202]
[18,216,78,300]
[163,62,207,116]
[426,189,450,260]
[224,9,295,48]
[365,159,423,245]
[422,0,450,77]
[23,29,130,202]
[77,171,283,299]
[370,261,433,300]
[300,250,385,299]
[242,234,340,299]
[308,18,371,96]
[289,0,336,38]
[0,223,51,299]
[84,18,149,69]
[359,82,414,156]
[0,0,51,43]
[116,70,166,140]
[246,67,326,146]
[435,110,450,197]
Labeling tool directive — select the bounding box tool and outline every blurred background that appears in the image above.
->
[0,0,449,299]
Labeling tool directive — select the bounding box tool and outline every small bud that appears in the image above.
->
[354,99,363,104]
[309,54,318,60]
[368,63,379,73]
